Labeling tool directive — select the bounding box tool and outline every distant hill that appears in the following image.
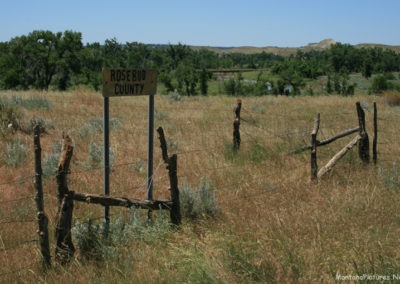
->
[190,39,400,56]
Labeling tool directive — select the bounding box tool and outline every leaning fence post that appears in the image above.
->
[157,127,181,226]
[233,99,242,151]
[373,102,378,164]
[33,125,51,267]
[55,133,75,264]
[311,113,320,182]
[356,102,370,163]
[157,127,169,164]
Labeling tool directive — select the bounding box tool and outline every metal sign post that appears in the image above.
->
[102,68,157,225]
[147,94,154,201]
[103,96,110,231]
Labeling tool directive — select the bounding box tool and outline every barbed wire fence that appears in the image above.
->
[1,94,399,278]
[0,173,40,278]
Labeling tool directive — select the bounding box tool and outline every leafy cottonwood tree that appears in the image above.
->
[0,30,82,90]
[175,60,198,96]
[103,38,125,68]
[199,68,212,95]
[125,42,151,68]
[2,30,400,94]
[370,74,389,93]
[54,30,83,90]
[72,42,103,90]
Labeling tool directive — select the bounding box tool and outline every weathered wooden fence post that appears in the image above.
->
[356,102,370,163]
[311,113,320,182]
[373,102,378,164]
[168,154,181,226]
[33,125,51,267]
[157,127,181,226]
[233,99,242,151]
[55,133,75,264]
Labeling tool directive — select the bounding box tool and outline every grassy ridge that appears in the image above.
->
[1,90,400,282]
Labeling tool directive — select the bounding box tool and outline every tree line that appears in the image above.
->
[0,30,399,95]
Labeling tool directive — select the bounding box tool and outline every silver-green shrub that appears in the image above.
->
[3,137,28,167]
[180,177,218,220]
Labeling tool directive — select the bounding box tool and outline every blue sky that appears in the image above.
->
[0,0,398,47]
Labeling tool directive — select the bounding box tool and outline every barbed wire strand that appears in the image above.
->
[0,219,36,225]
[0,260,42,278]
[0,239,38,253]
[0,175,35,188]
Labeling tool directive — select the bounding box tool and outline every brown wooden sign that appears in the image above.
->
[102,68,157,97]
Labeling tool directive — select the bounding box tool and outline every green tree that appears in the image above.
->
[236,72,244,95]
[53,30,83,90]
[253,71,270,96]
[193,49,219,69]
[332,71,355,96]
[273,79,286,95]
[326,75,333,94]
[166,43,191,70]
[103,38,125,68]
[223,72,247,96]
[328,43,361,73]
[199,68,212,95]
[370,74,389,93]
[72,42,103,90]
[175,60,198,96]
[224,78,236,96]
[0,30,82,90]
[0,41,26,89]
[125,42,150,68]
[26,30,59,89]
[362,57,373,79]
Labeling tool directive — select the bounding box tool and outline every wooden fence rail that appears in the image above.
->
[53,126,180,265]
[31,99,379,267]
[306,101,377,181]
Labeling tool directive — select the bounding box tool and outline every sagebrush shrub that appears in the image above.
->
[180,178,218,220]
[0,98,21,133]
[3,137,28,167]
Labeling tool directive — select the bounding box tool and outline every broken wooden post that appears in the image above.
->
[157,127,181,225]
[56,133,73,205]
[233,99,242,151]
[373,102,378,164]
[55,133,75,264]
[356,102,370,163]
[33,125,51,267]
[311,113,320,182]
[157,127,169,163]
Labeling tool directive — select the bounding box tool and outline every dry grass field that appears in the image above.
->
[1,89,400,283]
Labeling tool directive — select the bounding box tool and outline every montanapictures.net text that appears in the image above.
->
[336,272,400,281]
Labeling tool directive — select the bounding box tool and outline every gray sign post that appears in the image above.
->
[102,68,157,226]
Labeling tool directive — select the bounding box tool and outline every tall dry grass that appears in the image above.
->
[1,89,400,283]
